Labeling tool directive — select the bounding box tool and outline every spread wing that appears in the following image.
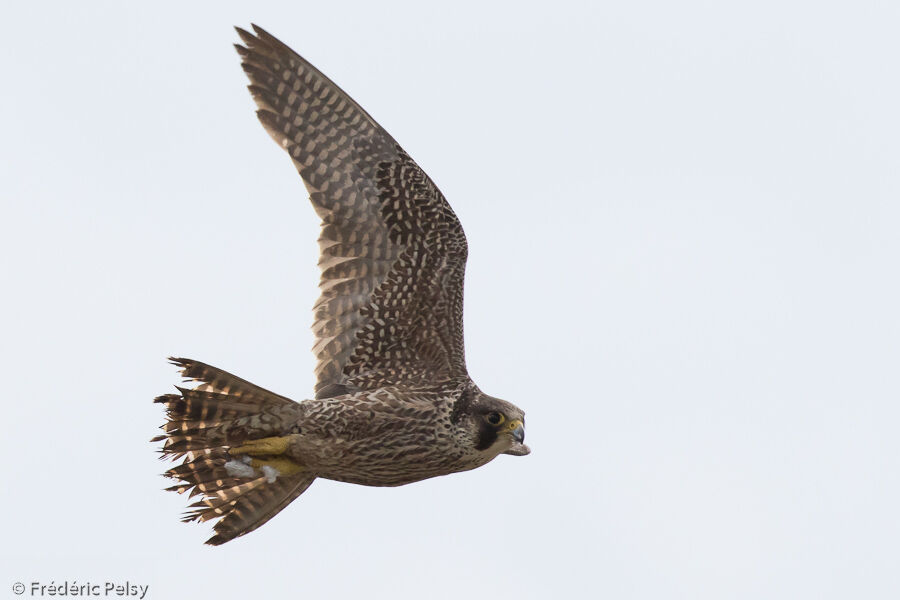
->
[236,25,469,398]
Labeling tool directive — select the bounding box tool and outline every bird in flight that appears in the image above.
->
[153,25,529,545]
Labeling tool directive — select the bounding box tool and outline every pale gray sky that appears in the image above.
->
[2,1,899,598]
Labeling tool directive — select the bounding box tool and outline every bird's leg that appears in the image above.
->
[229,435,292,457]
[228,435,306,478]
[248,456,305,477]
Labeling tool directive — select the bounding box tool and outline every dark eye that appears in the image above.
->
[485,411,504,426]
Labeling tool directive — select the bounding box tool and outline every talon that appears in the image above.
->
[229,435,291,457]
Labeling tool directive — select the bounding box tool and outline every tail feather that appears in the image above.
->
[169,357,293,401]
[206,473,316,545]
[153,358,316,545]
[153,388,270,458]
[165,455,232,480]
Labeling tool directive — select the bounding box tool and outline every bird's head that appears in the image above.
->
[453,387,530,457]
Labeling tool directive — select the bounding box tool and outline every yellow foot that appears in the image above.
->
[230,435,291,457]
[249,457,306,477]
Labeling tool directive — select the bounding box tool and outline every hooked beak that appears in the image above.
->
[511,424,525,444]
[503,419,530,456]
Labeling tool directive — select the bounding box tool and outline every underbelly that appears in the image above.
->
[295,440,497,487]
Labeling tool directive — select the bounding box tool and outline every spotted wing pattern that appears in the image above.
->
[236,25,469,398]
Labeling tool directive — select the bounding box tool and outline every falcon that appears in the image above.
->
[153,25,529,545]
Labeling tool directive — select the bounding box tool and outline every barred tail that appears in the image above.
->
[152,358,316,545]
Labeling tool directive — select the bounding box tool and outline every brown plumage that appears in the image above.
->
[153,25,529,545]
